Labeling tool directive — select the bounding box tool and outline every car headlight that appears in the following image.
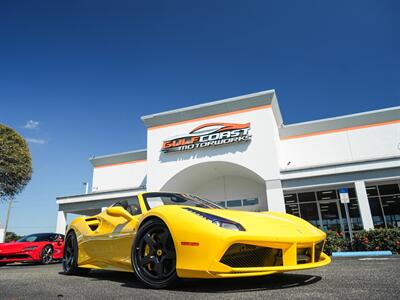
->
[22,246,38,251]
[184,207,245,231]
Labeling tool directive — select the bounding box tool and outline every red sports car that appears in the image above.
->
[0,233,64,266]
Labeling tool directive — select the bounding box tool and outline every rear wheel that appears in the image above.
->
[40,245,53,264]
[132,219,177,289]
[62,231,90,275]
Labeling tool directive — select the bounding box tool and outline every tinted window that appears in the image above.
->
[348,188,356,198]
[299,202,320,228]
[284,194,297,204]
[143,193,221,210]
[317,190,337,201]
[17,233,58,243]
[381,195,400,228]
[285,203,300,217]
[368,197,385,228]
[243,198,259,206]
[378,184,400,196]
[113,197,142,216]
[298,192,316,203]
[366,186,379,197]
[227,200,242,207]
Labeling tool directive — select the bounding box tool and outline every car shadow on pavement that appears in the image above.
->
[175,273,322,293]
[3,261,61,267]
[66,270,321,293]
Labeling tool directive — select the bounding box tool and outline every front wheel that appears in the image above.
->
[62,231,90,275]
[132,219,177,289]
[40,245,53,264]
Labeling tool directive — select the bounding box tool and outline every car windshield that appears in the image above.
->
[17,233,59,243]
[143,193,222,210]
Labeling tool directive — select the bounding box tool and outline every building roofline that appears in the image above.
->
[141,89,282,129]
[87,94,399,165]
[90,149,147,167]
[279,106,400,139]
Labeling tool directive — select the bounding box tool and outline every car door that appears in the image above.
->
[82,197,141,271]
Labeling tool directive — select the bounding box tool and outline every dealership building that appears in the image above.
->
[56,90,400,235]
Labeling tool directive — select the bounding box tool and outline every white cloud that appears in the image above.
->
[23,120,40,129]
[26,138,46,144]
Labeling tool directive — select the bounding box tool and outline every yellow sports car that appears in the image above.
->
[62,192,330,288]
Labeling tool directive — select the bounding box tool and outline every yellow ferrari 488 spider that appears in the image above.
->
[62,192,330,288]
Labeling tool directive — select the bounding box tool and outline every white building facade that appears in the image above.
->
[56,90,400,235]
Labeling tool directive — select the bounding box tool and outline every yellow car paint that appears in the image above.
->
[66,192,331,279]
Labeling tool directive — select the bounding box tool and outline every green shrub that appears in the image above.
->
[324,230,349,255]
[352,228,400,254]
[323,228,400,255]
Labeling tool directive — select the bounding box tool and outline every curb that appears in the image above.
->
[332,251,393,257]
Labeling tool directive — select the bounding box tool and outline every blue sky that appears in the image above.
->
[0,0,399,235]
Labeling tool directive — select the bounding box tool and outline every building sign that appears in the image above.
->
[161,122,251,153]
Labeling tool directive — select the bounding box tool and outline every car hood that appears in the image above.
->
[180,206,325,241]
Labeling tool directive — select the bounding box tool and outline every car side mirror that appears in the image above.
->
[106,207,133,221]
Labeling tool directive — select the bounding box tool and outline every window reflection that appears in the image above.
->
[299,202,320,228]
[340,198,363,231]
[284,183,400,231]
[368,197,385,228]
[284,187,363,233]
[381,195,400,228]
[320,201,342,231]
[367,183,400,228]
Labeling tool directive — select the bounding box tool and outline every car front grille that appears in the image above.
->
[220,240,325,268]
[220,244,283,268]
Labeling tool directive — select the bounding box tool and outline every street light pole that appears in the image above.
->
[3,198,13,242]
[83,182,89,194]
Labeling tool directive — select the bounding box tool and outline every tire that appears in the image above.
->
[62,230,90,275]
[40,245,53,264]
[132,219,177,289]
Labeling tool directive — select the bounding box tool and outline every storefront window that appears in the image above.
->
[367,183,400,228]
[378,184,400,196]
[226,199,242,208]
[368,197,385,228]
[366,186,379,197]
[243,198,259,206]
[381,195,400,228]
[316,190,337,201]
[298,192,316,203]
[284,187,363,233]
[340,198,363,231]
[320,201,342,231]
[285,203,300,217]
[299,202,320,228]
[284,194,297,204]
[216,198,259,209]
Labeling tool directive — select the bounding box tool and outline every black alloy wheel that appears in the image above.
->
[40,245,53,264]
[132,219,177,289]
[62,231,90,275]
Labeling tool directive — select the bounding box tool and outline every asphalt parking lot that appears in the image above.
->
[0,256,399,299]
